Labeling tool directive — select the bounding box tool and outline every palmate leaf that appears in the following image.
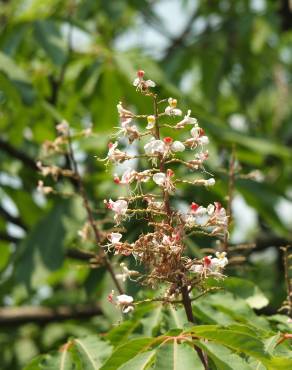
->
[100,338,155,370]
[15,201,68,288]
[153,342,204,370]
[119,350,156,370]
[195,341,253,370]
[73,336,112,370]
[24,344,75,370]
[186,325,292,370]
[205,277,269,310]
[106,319,141,346]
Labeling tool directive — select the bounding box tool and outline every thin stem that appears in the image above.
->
[181,285,209,370]
[224,145,236,251]
[67,133,124,294]
[281,245,292,318]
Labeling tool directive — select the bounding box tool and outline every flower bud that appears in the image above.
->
[137,70,145,78]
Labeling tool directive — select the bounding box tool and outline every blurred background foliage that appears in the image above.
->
[0,0,292,368]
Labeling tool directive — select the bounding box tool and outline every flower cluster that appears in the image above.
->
[101,70,229,313]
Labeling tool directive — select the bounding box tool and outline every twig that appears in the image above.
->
[66,133,124,294]
[223,145,236,251]
[280,245,292,318]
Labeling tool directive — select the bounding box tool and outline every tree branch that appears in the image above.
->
[66,248,95,261]
[0,205,28,231]
[0,138,37,170]
[0,304,102,326]
[163,7,199,59]
[0,232,20,243]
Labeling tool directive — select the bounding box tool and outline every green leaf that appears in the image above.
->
[34,20,67,66]
[206,277,269,309]
[141,306,163,336]
[15,202,68,288]
[186,325,292,370]
[106,319,140,346]
[166,306,188,329]
[195,341,253,370]
[154,342,204,370]
[0,51,30,82]
[189,325,265,359]
[24,347,75,370]
[100,338,154,370]
[119,350,156,370]
[73,336,112,370]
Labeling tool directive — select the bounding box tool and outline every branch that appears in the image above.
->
[0,205,28,231]
[279,0,292,31]
[0,232,20,243]
[67,133,124,294]
[66,248,95,261]
[0,304,102,326]
[163,7,199,59]
[0,138,37,170]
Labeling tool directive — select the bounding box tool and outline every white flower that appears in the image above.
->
[117,294,133,304]
[108,232,122,245]
[153,169,175,192]
[153,172,166,186]
[116,294,134,314]
[146,115,156,129]
[119,118,139,143]
[106,199,128,215]
[107,142,127,163]
[209,252,228,272]
[189,204,210,226]
[207,204,215,215]
[135,170,152,183]
[205,178,215,187]
[116,263,139,282]
[171,140,185,152]
[37,180,53,194]
[133,70,156,91]
[190,125,209,145]
[144,139,165,155]
[56,120,69,135]
[120,168,137,184]
[175,110,197,128]
[123,305,135,314]
[117,102,134,118]
[195,207,210,226]
[190,264,203,273]
[165,97,182,116]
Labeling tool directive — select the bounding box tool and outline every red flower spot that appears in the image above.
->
[107,292,114,303]
[204,256,212,266]
[108,142,113,148]
[198,128,205,137]
[114,176,120,184]
[163,136,173,144]
[191,202,199,212]
[167,169,174,177]
[137,70,145,78]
